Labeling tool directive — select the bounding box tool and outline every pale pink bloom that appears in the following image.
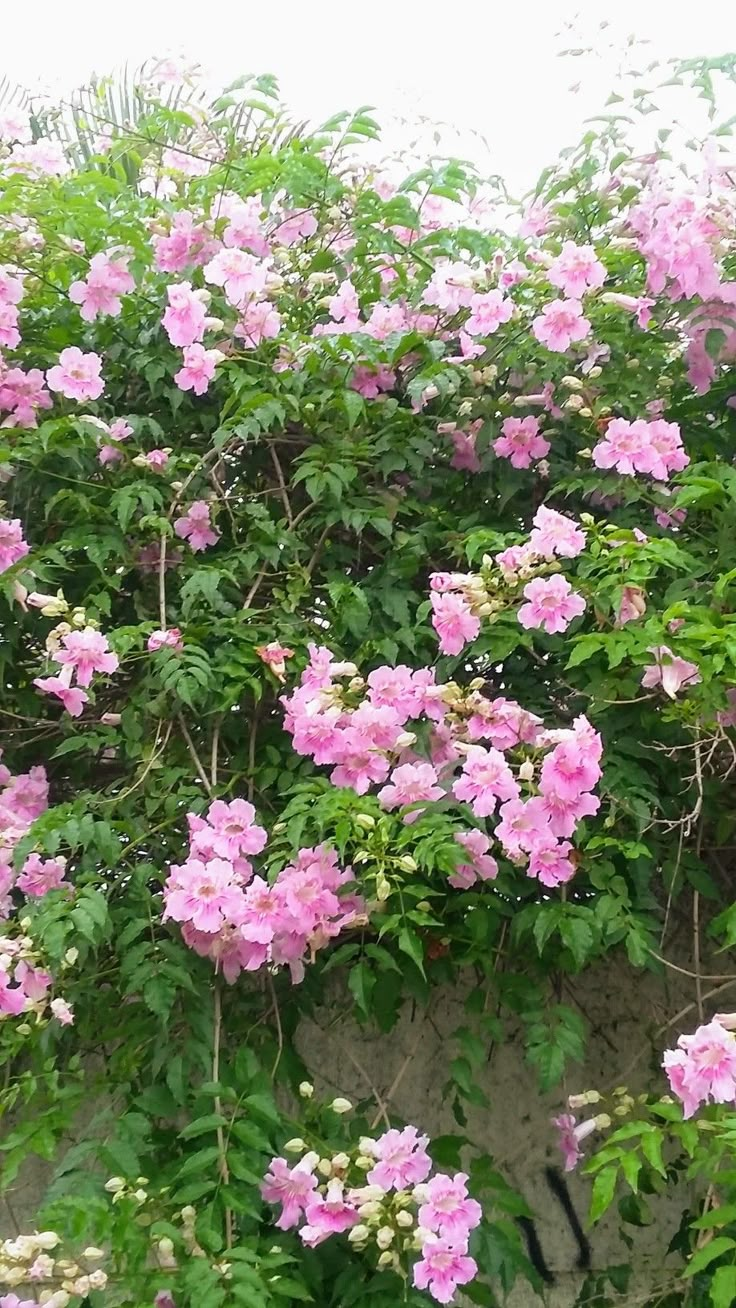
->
[527,839,577,887]
[110,418,133,441]
[221,195,269,257]
[0,970,27,1015]
[261,1156,317,1229]
[424,260,475,313]
[616,585,646,626]
[34,668,89,717]
[718,687,736,730]
[0,366,52,428]
[153,210,215,273]
[143,449,170,471]
[46,347,104,402]
[328,278,360,323]
[98,444,122,466]
[162,281,207,347]
[641,646,700,698]
[413,1236,478,1305]
[495,797,552,859]
[495,542,538,577]
[300,1179,359,1246]
[600,291,655,327]
[553,1113,597,1171]
[548,241,606,298]
[378,762,444,819]
[235,299,281,347]
[0,302,20,348]
[417,1172,482,1243]
[204,248,270,306]
[17,854,68,896]
[518,576,586,634]
[493,416,550,469]
[15,960,52,1000]
[464,289,512,336]
[8,138,69,176]
[273,210,318,246]
[592,418,649,476]
[366,663,418,718]
[350,364,395,398]
[0,108,32,143]
[191,798,267,863]
[663,1019,736,1118]
[519,200,551,237]
[528,505,586,558]
[148,628,183,652]
[364,301,408,340]
[431,592,480,656]
[450,829,498,888]
[174,344,222,396]
[532,299,591,353]
[330,728,391,794]
[51,628,118,687]
[450,427,481,472]
[256,642,294,681]
[50,997,74,1025]
[368,1125,432,1190]
[174,500,220,551]
[69,251,135,321]
[540,738,601,803]
[635,419,689,481]
[453,745,519,818]
[0,517,29,573]
[164,857,247,934]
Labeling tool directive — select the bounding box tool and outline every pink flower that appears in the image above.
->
[413,1236,478,1305]
[431,592,480,656]
[235,300,281,347]
[616,585,646,626]
[493,416,550,469]
[0,109,32,143]
[592,417,648,476]
[450,829,498,888]
[15,961,52,1000]
[663,1019,736,1118]
[0,969,27,1015]
[0,366,52,428]
[417,1172,482,1243]
[517,576,586,634]
[527,839,577,887]
[641,646,700,698]
[0,517,29,573]
[153,210,215,273]
[144,449,170,471]
[162,281,207,347]
[424,261,475,313]
[364,301,409,340]
[539,738,601,803]
[163,857,247,934]
[495,797,552,859]
[191,798,267,863]
[548,242,606,298]
[532,299,591,353]
[452,746,519,818]
[261,1156,317,1229]
[46,347,104,402]
[51,628,118,687]
[329,729,391,794]
[350,364,395,398]
[528,505,586,558]
[34,669,89,717]
[378,762,444,819]
[553,1113,598,1171]
[635,419,689,481]
[368,1125,432,1190]
[148,628,183,652]
[17,854,68,896]
[50,997,74,1025]
[174,500,220,551]
[174,344,223,395]
[328,278,360,324]
[69,251,135,321]
[204,248,270,306]
[300,1179,359,1246]
[464,289,513,336]
[0,302,20,349]
[256,642,294,682]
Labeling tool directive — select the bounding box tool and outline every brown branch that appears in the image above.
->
[158,533,167,630]
[269,446,295,527]
[178,714,214,797]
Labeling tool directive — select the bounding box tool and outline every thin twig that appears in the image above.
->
[158,533,167,629]
[269,446,294,527]
[212,983,233,1249]
[339,1043,391,1129]
[247,708,259,803]
[178,715,214,797]
[243,567,268,610]
[646,949,736,984]
[268,974,284,1080]
[211,716,221,790]
[369,1026,424,1130]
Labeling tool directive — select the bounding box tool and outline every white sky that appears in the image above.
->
[3,0,736,193]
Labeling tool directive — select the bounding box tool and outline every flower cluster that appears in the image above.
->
[262,1121,481,1304]
[0,1230,105,1304]
[592,417,689,480]
[163,800,364,982]
[0,516,29,574]
[282,645,602,889]
[33,617,119,717]
[69,250,135,321]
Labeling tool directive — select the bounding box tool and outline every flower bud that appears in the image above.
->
[377,1250,397,1269]
[64,948,79,966]
[412,1184,429,1203]
[317,1158,333,1177]
[396,1209,414,1228]
[348,1224,370,1245]
[394,731,416,749]
[594,1113,611,1130]
[88,1269,108,1289]
[354,813,376,830]
[302,1151,320,1172]
[397,855,417,873]
[104,1177,126,1193]
[331,1152,350,1170]
[82,1246,105,1260]
[34,1231,61,1250]
[298,1081,314,1098]
[375,1226,394,1250]
[563,393,584,412]
[376,874,391,902]
[100,712,122,726]
[518,759,535,782]
[561,375,584,391]
[355,1155,374,1170]
[284,1138,306,1153]
[133,1188,148,1202]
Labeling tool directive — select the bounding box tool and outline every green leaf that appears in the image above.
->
[179,1114,228,1139]
[589,1166,618,1223]
[711,1264,736,1308]
[684,1237,736,1277]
